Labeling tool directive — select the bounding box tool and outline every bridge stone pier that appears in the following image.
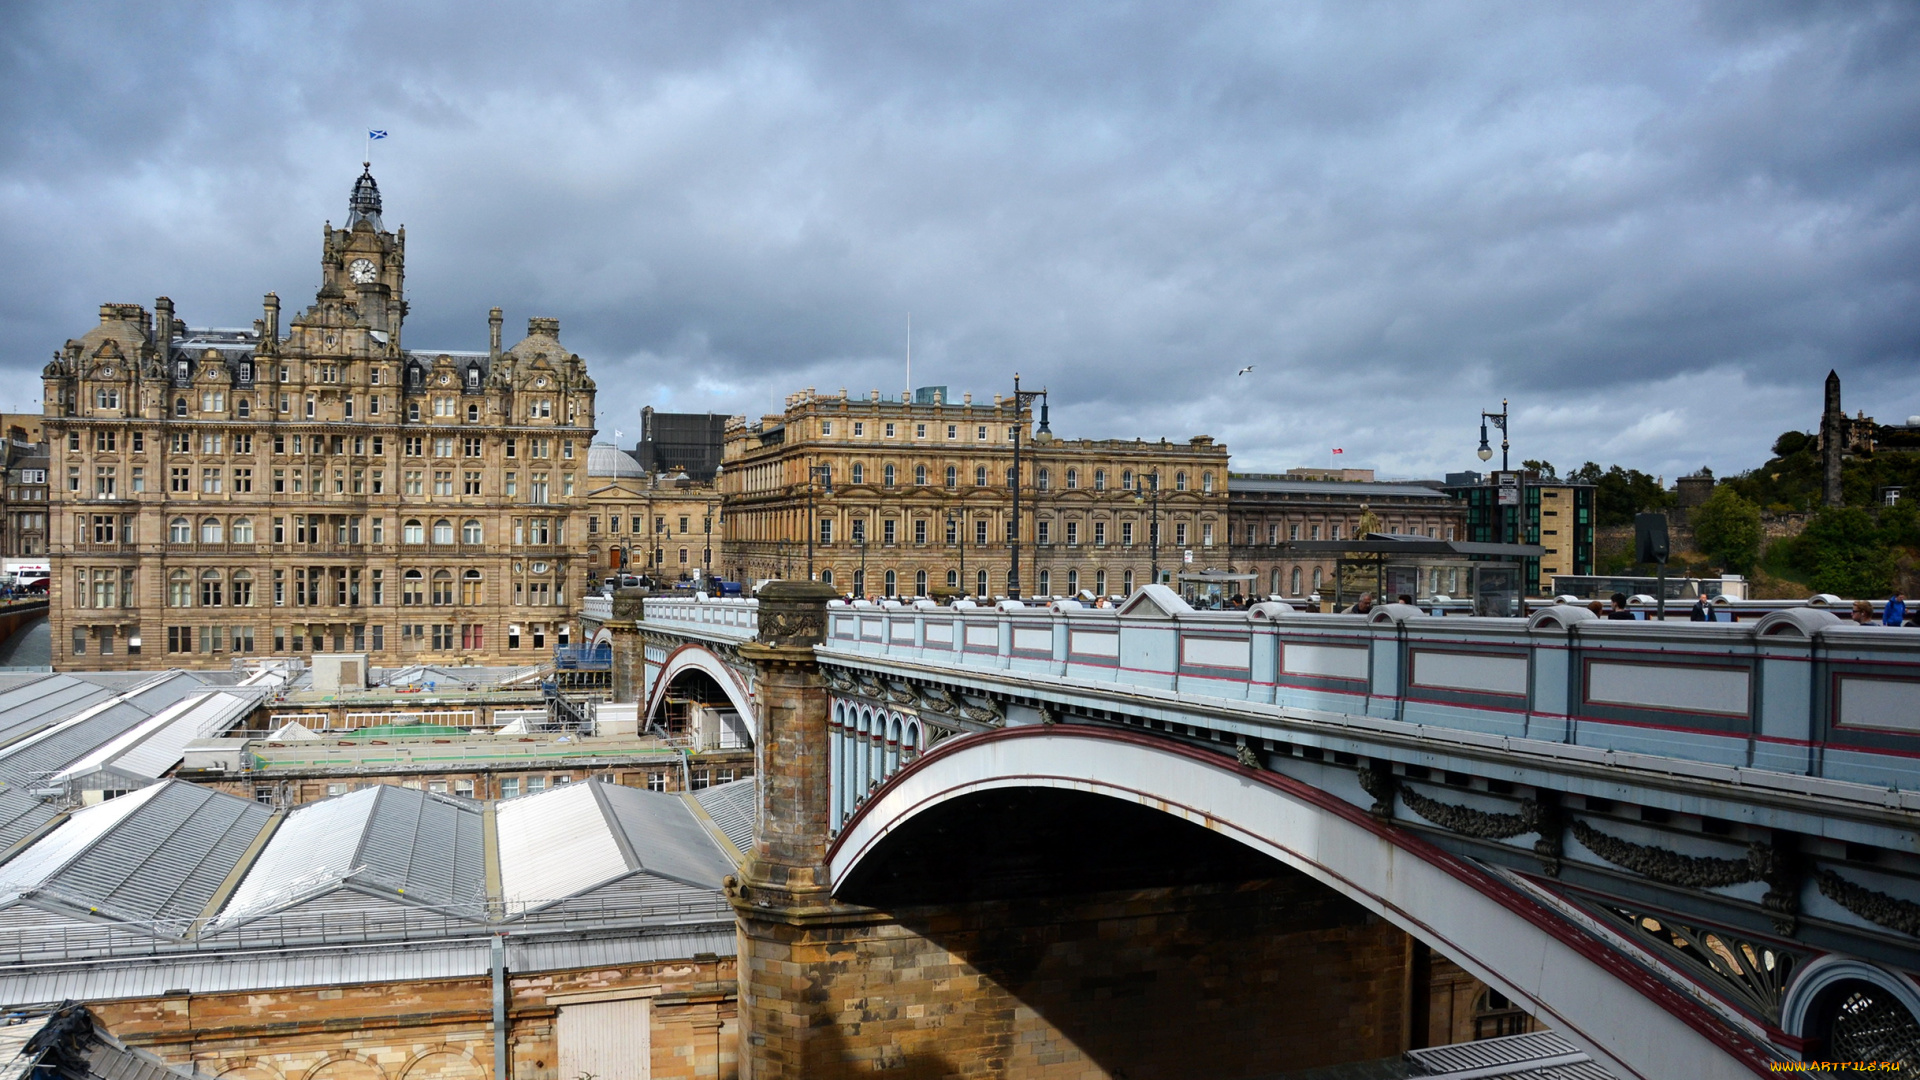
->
[633,586,1920,1077]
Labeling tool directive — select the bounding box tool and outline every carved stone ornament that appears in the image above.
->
[1398,783,1537,840]
[1355,763,1398,824]
[822,668,857,693]
[1236,744,1261,769]
[915,687,958,715]
[885,684,916,705]
[753,580,839,647]
[958,698,1003,725]
[1816,870,1920,938]
[1568,819,1764,890]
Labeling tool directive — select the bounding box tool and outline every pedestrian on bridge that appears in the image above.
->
[1885,591,1908,627]
[1852,599,1876,625]
[1607,593,1637,620]
[1690,591,1715,622]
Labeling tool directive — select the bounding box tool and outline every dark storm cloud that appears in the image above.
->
[3,1,1916,478]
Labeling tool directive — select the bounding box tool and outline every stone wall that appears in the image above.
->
[740,878,1410,1080]
[90,956,735,1080]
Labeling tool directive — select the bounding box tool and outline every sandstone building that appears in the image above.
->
[1227,470,1469,598]
[43,167,595,669]
[585,442,724,582]
[720,387,1228,598]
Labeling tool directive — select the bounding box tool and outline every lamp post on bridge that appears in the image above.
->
[1134,471,1162,587]
[804,458,834,581]
[1007,375,1051,600]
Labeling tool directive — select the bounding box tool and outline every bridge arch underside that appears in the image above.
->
[644,646,755,742]
[830,728,1770,1080]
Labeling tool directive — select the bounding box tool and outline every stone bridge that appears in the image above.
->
[604,584,1920,1078]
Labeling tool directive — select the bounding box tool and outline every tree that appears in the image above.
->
[1570,462,1673,527]
[1692,486,1762,573]
[1789,506,1896,597]
[1521,459,1556,478]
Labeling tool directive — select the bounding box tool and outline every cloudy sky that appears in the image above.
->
[3,1,1916,480]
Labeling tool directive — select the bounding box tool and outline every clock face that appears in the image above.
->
[348,258,378,284]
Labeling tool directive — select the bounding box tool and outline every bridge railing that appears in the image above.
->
[812,595,1920,795]
[637,596,760,639]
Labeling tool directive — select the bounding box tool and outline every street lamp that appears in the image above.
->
[1133,472,1161,587]
[1007,374,1051,600]
[1477,399,1509,471]
[947,509,966,597]
[804,458,833,580]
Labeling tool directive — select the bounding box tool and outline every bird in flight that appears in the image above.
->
[1237,365,1255,376]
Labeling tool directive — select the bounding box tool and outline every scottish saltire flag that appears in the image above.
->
[369,130,388,140]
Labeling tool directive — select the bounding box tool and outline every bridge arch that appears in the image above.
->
[643,643,756,743]
[829,725,1773,1080]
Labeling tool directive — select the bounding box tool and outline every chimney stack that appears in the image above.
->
[489,308,503,359]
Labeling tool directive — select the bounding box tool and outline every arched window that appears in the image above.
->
[1006,569,1017,594]
[1272,569,1281,595]
[851,463,864,485]
[200,517,223,543]
[1036,468,1050,491]
[1203,472,1215,493]
[1094,469,1106,491]
[914,464,927,486]
[1311,567,1323,591]
[431,570,453,605]
[1095,569,1107,595]
[462,569,483,605]
[232,570,254,606]
[1123,569,1134,594]
[199,569,223,607]
[1067,569,1078,595]
[402,569,424,606]
[174,396,187,417]
[462,519,482,544]
[168,569,191,607]
[1038,570,1050,596]
[432,519,454,544]
[947,569,958,588]
[884,569,897,596]
[976,569,988,596]
[1065,468,1077,489]
[852,569,865,597]
[945,464,957,488]
[1176,471,1188,491]
[232,517,254,543]
[169,517,190,544]
[883,464,896,488]
[236,397,250,418]
[403,519,425,544]
[915,569,927,596]
[1122,469,1134,491]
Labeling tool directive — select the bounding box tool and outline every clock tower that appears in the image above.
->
[316,164,406,345]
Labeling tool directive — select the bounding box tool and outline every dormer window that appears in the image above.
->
[408,364,423,389]
[238,361,252,383]
[466,366,480,390]
[175,361,189,382]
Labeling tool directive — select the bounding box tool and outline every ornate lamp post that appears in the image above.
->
[1007,375,1051,600]
[804,459,833,580]
[1133,471,1162,587]
[1477,400,1512,545]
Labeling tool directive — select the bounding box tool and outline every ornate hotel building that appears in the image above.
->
[44,167,596,669]
[720,387,1228,599]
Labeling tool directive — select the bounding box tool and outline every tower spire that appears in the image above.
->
[347,165,384,230]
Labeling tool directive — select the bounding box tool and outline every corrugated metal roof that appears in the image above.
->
[215,788,376,925]
[496,782,628,912]
[693,779,756,856]
[0,674,216,784]
[0,787,161,906]
[353,787,486,908]
[0,942,494,1004]
[597,784,733,890]
[29,783,270,927]
[0,678,111,748]
[55,692,259,783]
[0,791,59,853]
[1406,1031,1613,1079]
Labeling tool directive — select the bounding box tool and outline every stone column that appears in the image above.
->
[607,587,648,703]
[730,579,848,1078]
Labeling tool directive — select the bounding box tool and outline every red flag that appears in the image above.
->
[1331,448,1343,454]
